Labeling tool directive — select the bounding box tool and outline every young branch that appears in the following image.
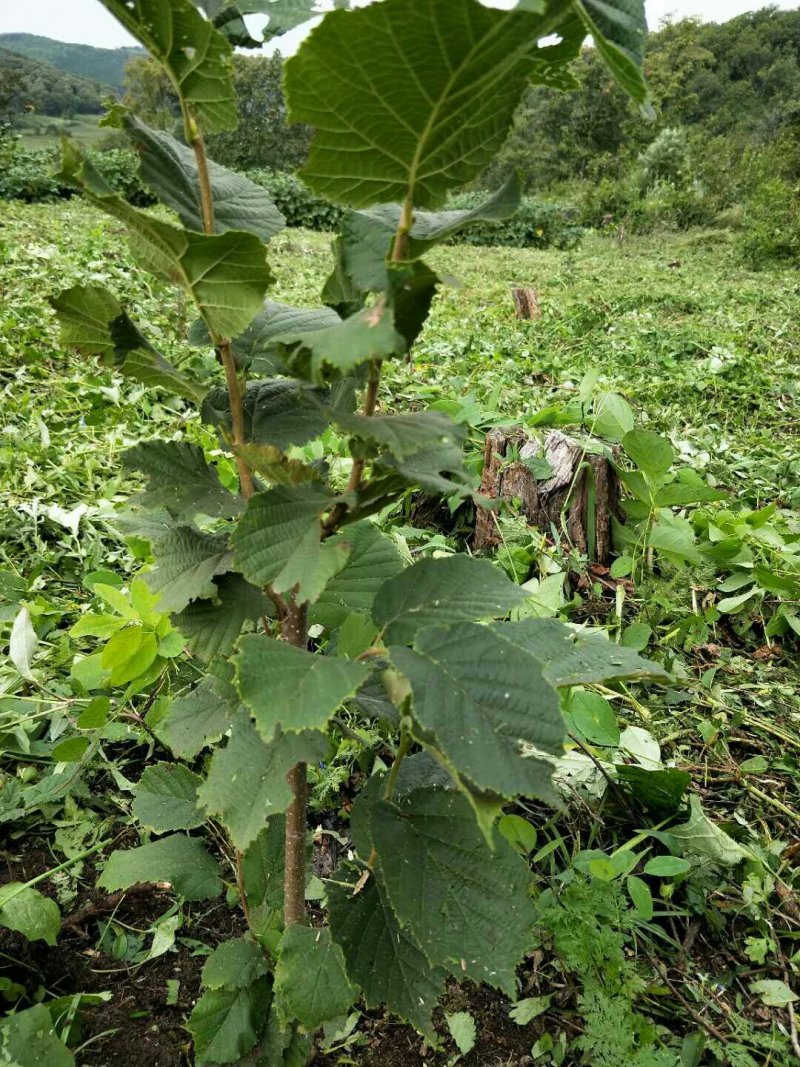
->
[282,600,310,927]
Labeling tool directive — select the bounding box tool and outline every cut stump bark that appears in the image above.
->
[511,287,542,320]
[473,427,621,564]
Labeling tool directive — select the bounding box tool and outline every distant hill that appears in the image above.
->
[0,33,144,91]
[0,47,112,118]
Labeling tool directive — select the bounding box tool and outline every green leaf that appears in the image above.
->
[667,796,748,867]
[310,522,406,633]
[621,429,674,486]
[371,787,535,996]
[191,300,341,374]
[173,573,272,662]
[591,392,635,441]
[446,1011,476,1056]
[202,937,269,991]
[626,875,653,921]
[643,856,691,878]
[564,690,620,747]
[274,925,358,1031]
[615,765,690,817]
[9,606,37,680]
[0,1004,74,1067]
[197,713,327,850]
[328,870,445,1041]
[51,736,90,763]
[202,379,329,450]
[336,174,522,292]
[374,556,527,644]
[509,995,551,1025]
[101,0,237,132]
[390,621,564,801]
[98,834,222,900]
[126,115,284,241]
[375,425,475,500]
[160,674,233,759]
[286,0,588,208]
[231,486,332,602]
[51,284,205,404]
[0,884,61,946]
[188,979,270,1065]
[145,526,232,613]
[332,409,464,463]
[132,763,205,832]
[653,483,727,508]
[572,0,648,104]
[275,303,404,381]
[500,618,670,687]
[124,441,241,521]
[235,637,370,741]
[241,816,287,913]
[498,814,538,856]
[101,625,159,686]
[57,143,272,340]
[750,979,799,1008]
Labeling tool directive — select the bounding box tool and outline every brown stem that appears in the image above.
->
[345,359,382,496]
[188,109,256,923]
[282,601,310,927]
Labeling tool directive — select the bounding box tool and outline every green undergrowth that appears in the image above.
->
[1,199,799,1065]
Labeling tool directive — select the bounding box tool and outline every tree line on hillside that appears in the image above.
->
[0,48,110,120]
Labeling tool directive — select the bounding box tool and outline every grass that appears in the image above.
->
[1,198,799,1064]
[17,113,107,149]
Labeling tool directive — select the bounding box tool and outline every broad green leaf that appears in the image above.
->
[642,856,691,878]
[145,526,232,613]
[615,765,690,817]
[51,284,205,404]
[498,618,670,687]
[0,884,61,946]
[235,636,370,741]
[101,625,159,686]
[132,762,205,832]
[286,0,587,208]
[173,574,272,661]
[337,173,522,293]
[9,606,37,680]
[498,814,538,856]
[202,937,269,990]
[275,303,404,381]
[390,621,564,800]
[51,737,90,763]
[202,379,329,450]
[750,979,799,1008]
[564,689,620,747]
[197,713,327,850]
[274,925,357,1031]
[328,870,446,1040]
[653,483,727,508]
[101,0,237,132]
[626,875,653,921]
[98,834,222,900]
[374,555,527,644]
[160,674,233,759]
[190,301,341,374]
[231,485,331,602]
[57,143,272,340]
[371,787,535,995]
[446,1012,476,1056]
[591,391,635,441]
[0,1004,74,1067]
[332,409,464,462]
[572,0,648,104]
[188,979,270,1064]
[124,441,241,521]
[126,115,284,241]
[667,796,748,867]
[622,429,674,486]
[310,522,406,633]
[241,816,287,912]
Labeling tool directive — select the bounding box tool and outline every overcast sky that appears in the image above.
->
[0,0,796,50]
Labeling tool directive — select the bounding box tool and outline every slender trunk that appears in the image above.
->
[282,601,309,927]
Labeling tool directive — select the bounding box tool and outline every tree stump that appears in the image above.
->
[473,427,621,564]
[511,287,542,320]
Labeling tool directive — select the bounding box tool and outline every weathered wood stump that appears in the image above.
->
[511,287,542,320]
[473,427,621,564]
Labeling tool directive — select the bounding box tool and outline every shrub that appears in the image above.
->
[736,176,800,267]
[447,191,584,248]
[0,140,155,205]
[246,168,344,230]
